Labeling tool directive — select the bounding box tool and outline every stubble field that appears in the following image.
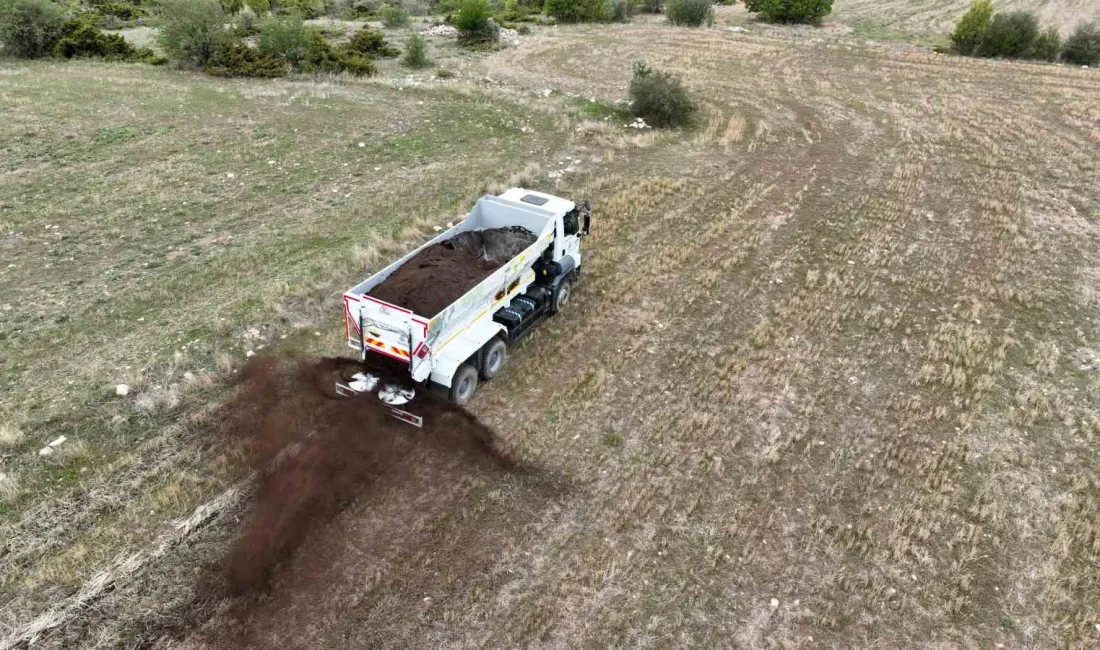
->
[2,12,1100,649]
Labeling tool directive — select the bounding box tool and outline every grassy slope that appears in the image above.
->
[3,15,1100,650]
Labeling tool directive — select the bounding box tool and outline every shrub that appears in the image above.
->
[455,0,498,44]
[634,0,660,13]
[345,25,399,56]
[55,21,138,58]
[157,0,229,68]
[245,0,270,12]
[0,0,68,59]
[221,0,245,12]
[207,38,286,75]
[305,30,377,74]
[605,0,631,22]
[516,22,530,33]
[275,0,325,18]
[234,6,260,35]
[258,12,310,63]
[1062,22,1100,66]
[743,0,832,24]
[402,32,429,66]
[543,0,605,22]
[97,2,145,21]
[1032,25,1061,61]
[978,10,1038,58]
[951,0,993,55]
[378,2,410,26]
[665,0,710,26]
[628,60,694,128]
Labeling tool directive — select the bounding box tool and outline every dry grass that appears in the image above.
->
[4,14,1100,650]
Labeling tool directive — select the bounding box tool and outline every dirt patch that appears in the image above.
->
[369,227,537,317]
[217,354,513,596]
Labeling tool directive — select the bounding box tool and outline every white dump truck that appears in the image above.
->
[337,189,590,425]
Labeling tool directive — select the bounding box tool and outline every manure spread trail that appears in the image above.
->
[219,355,513,596]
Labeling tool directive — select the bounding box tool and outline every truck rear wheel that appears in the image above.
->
[449,364,479,404]
[551,275,575,314]
[479,338,507,380]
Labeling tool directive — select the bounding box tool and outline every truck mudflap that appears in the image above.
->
[334,372,424,428]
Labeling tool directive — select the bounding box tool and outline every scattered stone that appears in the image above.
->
[626,117,651,129]
[48,436,67,447]
[422,24,458,37]
[115,383,131,397]
[246,350,256,358]
[770,598,779,608]
[726,26,748,32]
[38,447,54,457]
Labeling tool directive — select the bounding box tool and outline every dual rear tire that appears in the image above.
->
[448,337,507,404]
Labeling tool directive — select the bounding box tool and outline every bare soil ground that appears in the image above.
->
[3,13,1100,650]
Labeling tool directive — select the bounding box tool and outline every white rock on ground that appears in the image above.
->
[115,383,130,397]
[422,24,458,37]
[770,598,780,608]
[48,436,66,447]
[38,447,54,457]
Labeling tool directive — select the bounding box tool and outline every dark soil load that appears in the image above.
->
[368,227,537,317]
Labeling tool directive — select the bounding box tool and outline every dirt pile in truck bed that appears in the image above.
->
[368,226,537,317]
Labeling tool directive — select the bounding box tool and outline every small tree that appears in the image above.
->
[0,0,68,59]
[628,60,695,128]
[978,10,1038,58]
[743,0,832,24]
[157,0,229,68]
[605,0,631,22]
[1062,22,1100,66]
[1031,25,1061,61]
[543,0,606,22]
[257,12,310,64]
[379,2,410,26]
[402,32,430,66]
[665,0,711,26]
[455,0,497,45]
[345,26,399,56]
[951,0,993,55]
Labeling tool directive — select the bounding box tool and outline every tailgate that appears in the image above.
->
[344,294,429,364]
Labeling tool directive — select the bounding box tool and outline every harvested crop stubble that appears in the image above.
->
[368,227,536,316]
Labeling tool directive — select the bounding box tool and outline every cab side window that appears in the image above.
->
[563,209,580,236]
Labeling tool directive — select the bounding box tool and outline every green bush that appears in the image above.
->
[274,0,325,18]
[951,0,993,55]
[664,0,710,26]
[157,0,229,68]
[245,0,270,13]
[345,25,399,56]
[1032,25,1061,61]
[257,12,310,63]
[97,2,145,20]
[0,0,68,59]
[1062,22,1100,66]
[628,60,694,128]
[207,38,287,76]
[978,10,1038,58]
[516,21,530,33]
[55,20,139,58]
[402,32,429,66]
[378,2,410,26]
[634,0,660,13]
[234,6,260,35]
[543,0,605,22]
[221,0,245,12]
[605,0,630,22]
[305,30,377,74]
[456,0,498,44]
[743,0,831,23]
